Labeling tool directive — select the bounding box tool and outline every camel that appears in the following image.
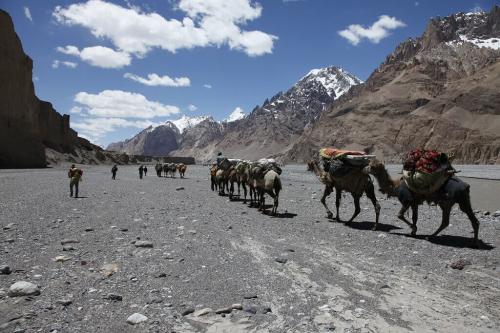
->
[155,163,162,177]
[162,163,169,177]
[249,162,282,214]
[209,165,218,191]
[177,163,187,178]
[307,159,380,229]
[254,169,281,215]
[363,159,480,246]
[167,163,177,178]
[228,166,241,200]
[235,161,251,203]
[215,169,230,195]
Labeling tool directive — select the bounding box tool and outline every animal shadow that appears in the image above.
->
[270,212,298,219]
[344,221,402,232]
[391,233,494,250]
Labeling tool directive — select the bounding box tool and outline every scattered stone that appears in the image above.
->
[126,313,148,325]
[100,263,119,277]
[53,255,71,262]
[6,239,15,243]
[8,281,40,297]
[243,305,258,314]
[483,211,490,216]
[275,257,288,264]
[193,308,212,317]
[188,230,197,235]
[176,187,185,191]
[260,306,272,314]
[379,284,391,289]
[62,245,75,251]
[104,294,123,302]
[450,259,471,270]
[155,273,167,278]
[120,228,128,232]
[215,307,233,314]
[3,223,15,230]
[0,265,12,275]
[61,239,79,245]
[134,240,153,248]
[57,299,73,306]
[85,228,94,232]
[243,294,258,299]
[181,308,195,316]
[232,303,243,310]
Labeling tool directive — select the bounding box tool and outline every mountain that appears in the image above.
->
[171,66,362,161]
[171,115,210,133]
[286,7,500,164]
[224,108,246,123]
[107,122,180,156]
[0,9,101,168]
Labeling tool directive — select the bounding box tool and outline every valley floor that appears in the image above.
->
[0,165,499,333]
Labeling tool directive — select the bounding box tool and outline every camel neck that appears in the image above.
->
[373,168,397,195]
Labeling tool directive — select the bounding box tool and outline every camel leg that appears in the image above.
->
[397,203,416,234]
[242,182,247,203]
[411,203,419,236]
[265,190,276,215]
[320,186,334,219]
[346,194,361,223]
[458,198,480,247]
[365,182,381,230]
[229,181,234,200]
[432,204,452,237]
[335,189,341,221]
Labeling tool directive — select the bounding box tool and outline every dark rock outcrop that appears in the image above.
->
[0,10,89,167]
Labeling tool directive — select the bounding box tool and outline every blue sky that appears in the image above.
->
[1,0,496,146]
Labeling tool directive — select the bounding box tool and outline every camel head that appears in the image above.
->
[363,159,385,175]
[306,160,316,172]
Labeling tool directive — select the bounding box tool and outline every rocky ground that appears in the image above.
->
[0,165,499,333]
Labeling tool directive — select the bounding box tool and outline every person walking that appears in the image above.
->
[68,164,83,198]
[143,165,148,176]
[111,165,118,180]
[139,165,144,179]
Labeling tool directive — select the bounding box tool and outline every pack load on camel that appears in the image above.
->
[319,148,375,177]
[250,158,282,178]
[402,148,456,195]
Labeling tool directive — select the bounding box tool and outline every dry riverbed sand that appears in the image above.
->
[0,165,499,333]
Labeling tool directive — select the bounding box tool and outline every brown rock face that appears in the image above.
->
[286,7,500,164]
[0,10,82,168]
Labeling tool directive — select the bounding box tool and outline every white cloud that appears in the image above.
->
[70,106,82,114]
[73,90,180,119]
[72,117,155,142]
[52,60,78,69]
[203,84,212,89]
[338,15,406,46]
[57,45,131,68]
[24,7,33,22]
[187,104,197,112]
[124,72,191,87]
[53,0,277,57]
[56,45,80,56]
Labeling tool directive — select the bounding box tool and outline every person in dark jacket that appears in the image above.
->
[111,165,118,180]
[139,165,144,179]
[143,166,148,176]
[68,164,83,198]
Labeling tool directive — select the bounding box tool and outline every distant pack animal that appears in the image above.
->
[177,163,187,178]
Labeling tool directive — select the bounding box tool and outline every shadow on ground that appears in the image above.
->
[391,233,495,250]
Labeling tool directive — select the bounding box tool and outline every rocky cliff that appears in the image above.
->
[0,9,93,168]
[286,7,500,164]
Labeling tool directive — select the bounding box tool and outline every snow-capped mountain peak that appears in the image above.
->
[300,66,363,99]
[224,107,246,123]
[158,115,209,133]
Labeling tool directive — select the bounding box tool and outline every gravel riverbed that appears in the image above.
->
[1,165,499,332]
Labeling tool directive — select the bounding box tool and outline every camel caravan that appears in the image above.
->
[154,162,188,179]
[307,147,481,247]
[209,153,282,215]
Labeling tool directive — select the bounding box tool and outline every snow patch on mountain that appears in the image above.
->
[300,67,363,99]
[224,107,246,122]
